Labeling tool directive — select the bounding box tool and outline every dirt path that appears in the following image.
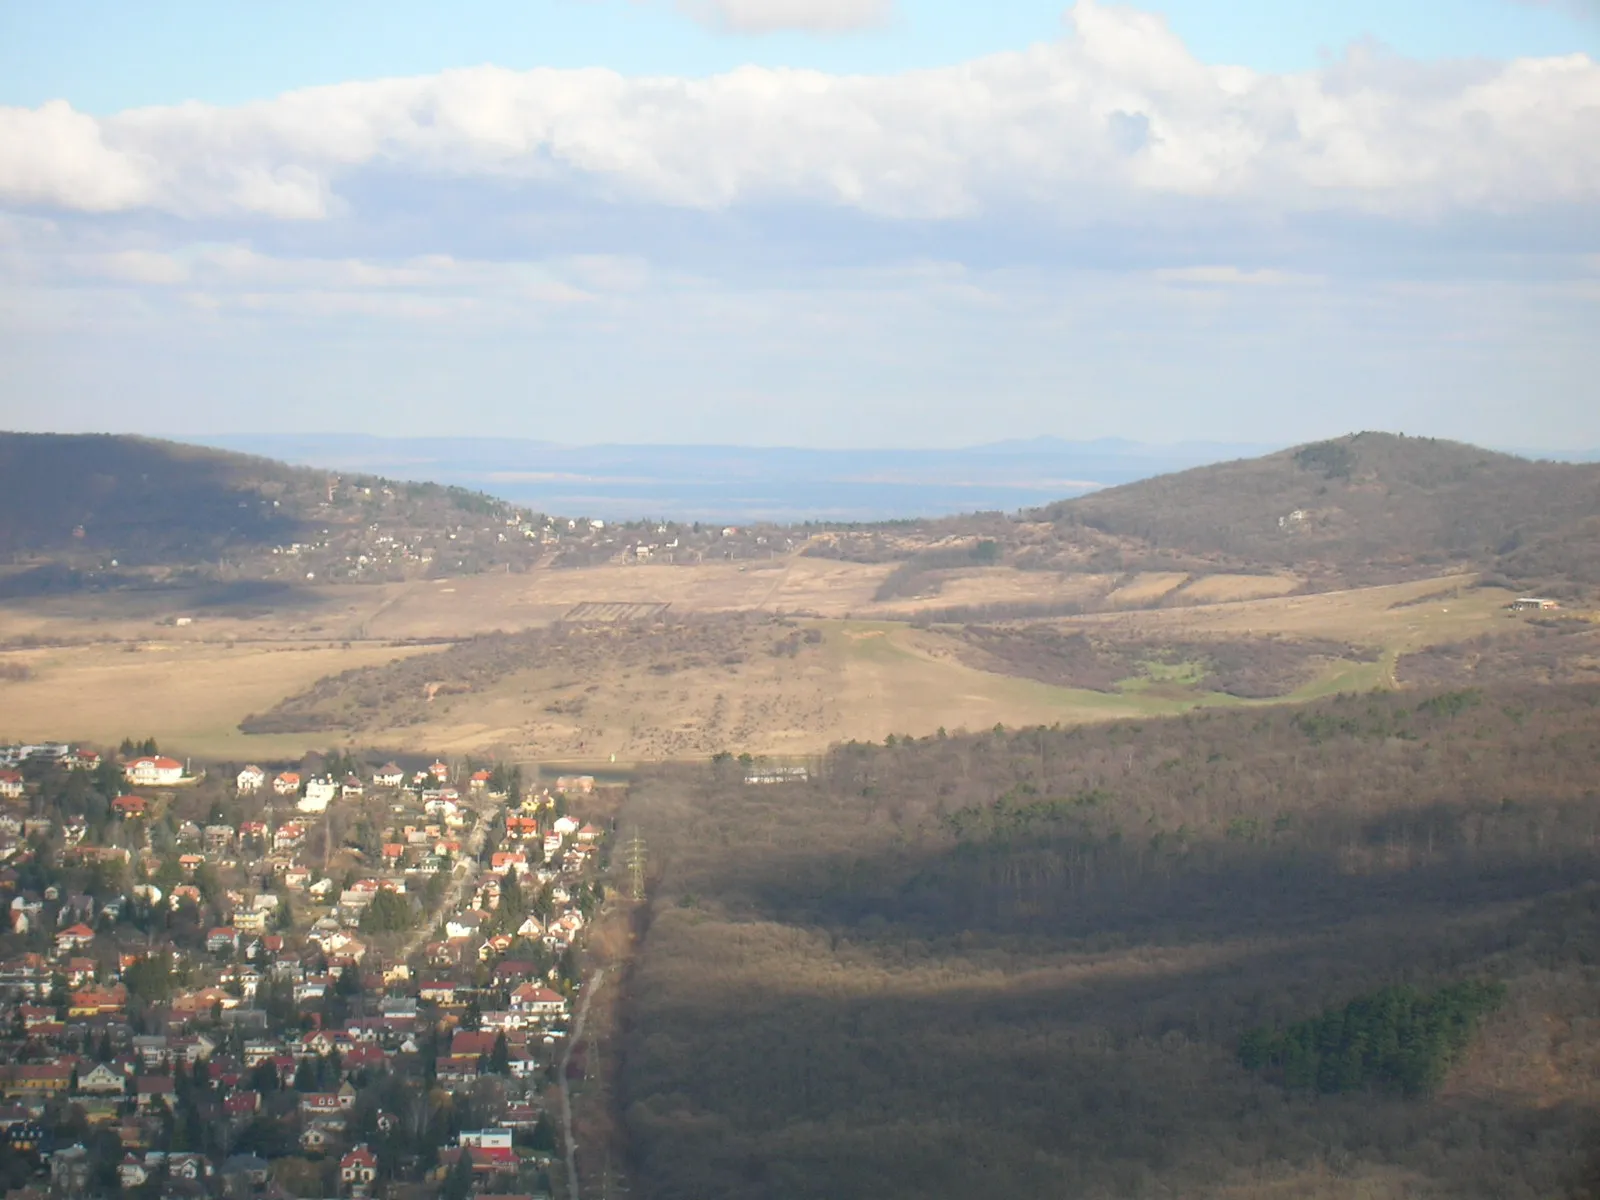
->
[560,968,607,1200]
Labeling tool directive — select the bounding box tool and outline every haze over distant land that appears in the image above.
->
[183,434,1600,522]
[187,434,1275,522]
[2,1,1597,448]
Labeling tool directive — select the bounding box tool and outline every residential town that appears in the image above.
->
[0,740,611,1200]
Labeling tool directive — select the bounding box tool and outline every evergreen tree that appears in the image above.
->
[488,1032,511,1076]
[443,1148,475,1200]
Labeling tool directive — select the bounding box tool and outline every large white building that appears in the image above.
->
[125,756,184,786]
[297,778,337,813]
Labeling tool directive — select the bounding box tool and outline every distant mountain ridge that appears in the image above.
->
[2,430,1596,596]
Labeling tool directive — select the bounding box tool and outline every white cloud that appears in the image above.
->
[676,0,893,33]
[1153,266,1322,287]
[0,2,1596,225]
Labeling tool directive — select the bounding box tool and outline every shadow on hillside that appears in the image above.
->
[0,570,328,616]
[708,808,1600,956]
[622,913,1600,1200]
[0,433,310,562]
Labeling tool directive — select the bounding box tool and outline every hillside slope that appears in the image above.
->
[0,432,539,585]
[1039,432,1600,585]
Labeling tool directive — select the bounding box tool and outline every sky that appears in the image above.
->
[1,0,1597,450]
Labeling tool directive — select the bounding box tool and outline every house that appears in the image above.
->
[0,772,21,800]
[118,1154,149,1189]
[340,1145,379,1195]
[111,795,149,818]
[380,995,419,1025]
[576,823,603,843]
[51,1145,92,1194]
[1510,597,1562,612]
[434,1055,480,1087]
[69,985,127,1017]
[207,927,239,954]
[458,1129,514,1150]
[418,982,458,1006]
[135,1077,176,1109]
[478,934,514,961]
[373,763,404,788]
[451,1030,498,1058]
[342,774,365,797]
[510,984,567,1018]
[492,959,537,986]
[235,766,266,793]
[552,815,580,836]
[445,912,484,940]
[125,756,184,786]
[233,909,267,935]
[223,1091,261,1120]
[77,1062,127,1095]
[204,824,235,853]
[299,777,337,813]
[5,1063,73,1096]
[300,1090,350,1117]
[469,770,492,792]
[429,760,450,781]
[491,851,529,876]
[272,772,301,796]
[438,1144,518,1177]
[301,1126,332,1151]
[55,923,96,954]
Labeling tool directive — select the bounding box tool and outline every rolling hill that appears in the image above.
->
[0,432,542,589]
[1039,432,1600,587]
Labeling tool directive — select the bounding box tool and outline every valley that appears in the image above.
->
[0,430,1596,1200]
[0,567,1535,762]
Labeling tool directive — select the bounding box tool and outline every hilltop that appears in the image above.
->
[1038,432,1600,588]
[0,432,561,591]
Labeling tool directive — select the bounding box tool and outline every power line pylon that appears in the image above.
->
[625,834,647,901]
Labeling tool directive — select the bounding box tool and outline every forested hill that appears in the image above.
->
[0,432,537,584]
[1038,432,1600,584]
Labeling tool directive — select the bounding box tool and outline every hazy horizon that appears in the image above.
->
[3,0,1597,450]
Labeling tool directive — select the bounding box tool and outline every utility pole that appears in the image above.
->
[625,834,647,902]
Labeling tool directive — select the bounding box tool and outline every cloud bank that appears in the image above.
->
[1,1,1597,225]
[677,0,894,33]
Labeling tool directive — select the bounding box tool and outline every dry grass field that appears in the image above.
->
[1175,572,1304,603]
[0,640,439,757]
[0,566,1520,765]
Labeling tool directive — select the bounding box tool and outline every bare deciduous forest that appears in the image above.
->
[614,685,1600,1199]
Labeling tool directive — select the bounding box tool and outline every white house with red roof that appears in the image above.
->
[235,766,266,793]
[55,924,96,954]
[0,770,22,799]
[340,1145,378,1195]
[272,772,301,796]
[125,756,184,786]
[509,983,567,1017]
